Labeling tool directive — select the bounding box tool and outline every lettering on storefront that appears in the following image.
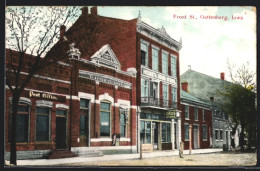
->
[142,67,176,85]
[166,110,176,119]
[29,91,66,102]
[79,71,132,89]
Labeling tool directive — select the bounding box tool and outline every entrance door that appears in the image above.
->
[56,116,67,149]
[153,122,159,150]
[226,131,229,147]
[193,126,199,149]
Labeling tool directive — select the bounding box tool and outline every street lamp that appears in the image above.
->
[68,43,81,152]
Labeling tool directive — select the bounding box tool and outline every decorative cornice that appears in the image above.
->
[79,70,132,89]
[137,21,182,51]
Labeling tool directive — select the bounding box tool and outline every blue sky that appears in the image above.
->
[94,6,256,82]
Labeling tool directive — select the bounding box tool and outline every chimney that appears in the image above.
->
[90,6,97,15]
[60,25,66,40]
[181,82,188,92]
[81,6,88,16]
[220,72,225,80]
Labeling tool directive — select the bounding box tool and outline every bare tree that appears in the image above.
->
[5,6,80,165]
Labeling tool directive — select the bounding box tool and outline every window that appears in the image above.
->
[185,105,189,119]
[215,130,219,140]
[140,120,151,144]
[162,52,168,74]
[120,109,127,137]
[194,108,198,121]
[202,110,205,121]
[171,86,177,108]
[36,108,50,141]
[152,48,159,71]
[202,125,207,140]
[162,123,171,143]
[184,124,189,141]
[141,42,148,66]
[150,82,158,99]
[220,130,223,140]
[100,102,111,137]
[9,104,30,142]
[171,55,177,77]
[141,79,149,97]
[80,99,89,136]
[163,84,168,106]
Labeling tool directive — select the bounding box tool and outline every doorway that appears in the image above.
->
[56,116,67,149]
[193,125,199,149]
[174,123,177,149]
[152,122,160,150]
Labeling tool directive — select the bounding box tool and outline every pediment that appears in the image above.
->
[90,44,121,70]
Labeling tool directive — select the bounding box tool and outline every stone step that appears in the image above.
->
[45,150,78,159]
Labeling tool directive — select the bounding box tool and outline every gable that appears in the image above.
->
[90,44,121,70]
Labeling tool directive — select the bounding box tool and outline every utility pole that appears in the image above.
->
[189,124,192,154]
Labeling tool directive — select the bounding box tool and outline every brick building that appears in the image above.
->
[180,84,212,150]
[180,69,239,149]
[5,6,183,159]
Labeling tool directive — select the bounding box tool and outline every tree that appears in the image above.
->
[5,6,80,165]
[219,59,256,152]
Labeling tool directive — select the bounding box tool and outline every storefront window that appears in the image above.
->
[100,102,110,137]
[185,124,189,141]
[36,107,50,141]
[162,123,171,143]
[202,125,207,140]
[140,120,151,144]
[9,104,30,142]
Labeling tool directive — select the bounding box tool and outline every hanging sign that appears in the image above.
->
[166,110,176,119]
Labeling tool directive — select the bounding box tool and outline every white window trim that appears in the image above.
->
[185,105,190,120]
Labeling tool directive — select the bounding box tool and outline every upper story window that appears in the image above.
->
[171,55,177,77]
[202,125,207,140]
[152,48,159,71]
[202,109,205,121]
[162,52,168,74]
[100,101,111,137]
[120,109,127,138]
[150,81,159,99]
[141,78,149,97]
[141,41,149,67]
[184,124,189,141]
[194,108,198,121]
[185,105,189,119]
[171,86,177,108]
[163,84,168,107]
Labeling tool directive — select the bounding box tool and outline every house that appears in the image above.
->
[180,69,241,148]
[180,86,212,150]
[5,6,182,159]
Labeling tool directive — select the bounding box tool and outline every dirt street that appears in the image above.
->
[63,151,257,167]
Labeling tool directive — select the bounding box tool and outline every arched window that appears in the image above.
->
[100,101,111,137]
[9,97,31,142]
[36,100,52,142]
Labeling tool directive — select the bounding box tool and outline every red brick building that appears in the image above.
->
[180,83,212,150]
[5,6,183,159]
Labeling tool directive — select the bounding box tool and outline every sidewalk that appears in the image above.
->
[6,148,223,166]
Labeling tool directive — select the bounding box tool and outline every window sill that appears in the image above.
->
[216,140,219,142]
[185,118,190,120]
[203,139,208,141]
[91,138,111,142]
[120,138,131,142]
[185,139,190,142]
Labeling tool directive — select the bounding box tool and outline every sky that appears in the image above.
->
[94,6,256,83]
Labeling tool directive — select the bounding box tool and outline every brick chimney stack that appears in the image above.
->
[181,82,188,92]
[81,6,88,16]
[60,25,66,40]
[91,6,97,15]
[220,72,225,80]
